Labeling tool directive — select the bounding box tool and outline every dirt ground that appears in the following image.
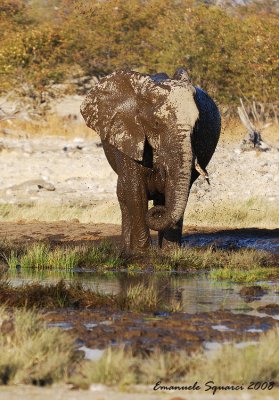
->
[0,221,122,245]
[1,221,278,245]
[0,384,278,400]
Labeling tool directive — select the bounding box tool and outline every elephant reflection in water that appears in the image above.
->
[81,68,221,253]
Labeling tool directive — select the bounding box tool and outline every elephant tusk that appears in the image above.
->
[195,159,210,185]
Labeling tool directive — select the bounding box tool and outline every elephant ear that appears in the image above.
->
[80,71,145,161]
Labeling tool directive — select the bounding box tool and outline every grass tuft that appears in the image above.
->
[76,327,279,387]
[191,328,279,384]
[2,241,125,271]
[20,243,50,269]
[0,307,76,385]
[209,267,277,283]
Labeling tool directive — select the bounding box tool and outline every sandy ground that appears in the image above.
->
[0,134,278,213]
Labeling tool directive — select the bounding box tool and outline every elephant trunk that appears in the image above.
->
[146,129,193,231]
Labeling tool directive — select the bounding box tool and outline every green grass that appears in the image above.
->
[154,246,276,275]
[209,267,278,283]
[0,307,76,385]
[207,248,278,282]
[1,241,125,271]
[1,238,277,285]
[20,243,50,269]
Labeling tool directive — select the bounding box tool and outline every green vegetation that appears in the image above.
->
[209,266,278,283]
[0,307,76,385]
[1,241,125,270]
[1,0,278,108]
[0,238,277,284]
[154,246,276,274]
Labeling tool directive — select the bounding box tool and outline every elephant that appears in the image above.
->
[80,67,221,253]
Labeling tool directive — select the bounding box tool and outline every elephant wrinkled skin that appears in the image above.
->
[81,68,221,253]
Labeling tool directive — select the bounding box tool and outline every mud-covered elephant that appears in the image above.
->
[81,68,221,253]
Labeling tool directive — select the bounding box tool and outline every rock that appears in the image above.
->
[0,319,14,336]
[239,286,266,302]
[37,181,55,191]
[8,179,55,192]
[257,304,279,315]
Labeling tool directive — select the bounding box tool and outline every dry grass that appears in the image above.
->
[0,197,278,228]
[0,201,122,225]
[186,197,279,229]
[1,304,279,389]
[0,276,181,312]
[0,280,117,309]
[190,328,279,385]
[220,117,279,144]
[118,280,182,312]
[1,115,93,138]
[0,307,76,385]
[2,114,277,144]
[75,327,279,387]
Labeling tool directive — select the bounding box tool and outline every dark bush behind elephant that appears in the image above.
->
[81,68,221,253]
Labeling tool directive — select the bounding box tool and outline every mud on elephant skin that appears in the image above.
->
[81,68,221,253]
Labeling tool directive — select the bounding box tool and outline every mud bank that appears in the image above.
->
[41,308,279,354]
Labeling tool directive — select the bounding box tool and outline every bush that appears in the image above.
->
[0,0,278,106]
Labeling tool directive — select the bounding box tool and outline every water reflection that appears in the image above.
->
[4,268,279,315]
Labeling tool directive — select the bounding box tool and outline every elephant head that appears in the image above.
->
[80,69,199,232]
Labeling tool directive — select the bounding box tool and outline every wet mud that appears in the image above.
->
[43,308,279,355]
[182,227,279,254]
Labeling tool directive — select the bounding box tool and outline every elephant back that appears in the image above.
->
[192,87,221,172]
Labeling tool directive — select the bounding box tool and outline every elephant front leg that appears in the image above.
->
[117,173,151,254]
[118,199,131,251]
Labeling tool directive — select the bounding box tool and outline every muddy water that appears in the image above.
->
[182,228,279,253]
[5,268,279,354]
[5,269,279,315]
